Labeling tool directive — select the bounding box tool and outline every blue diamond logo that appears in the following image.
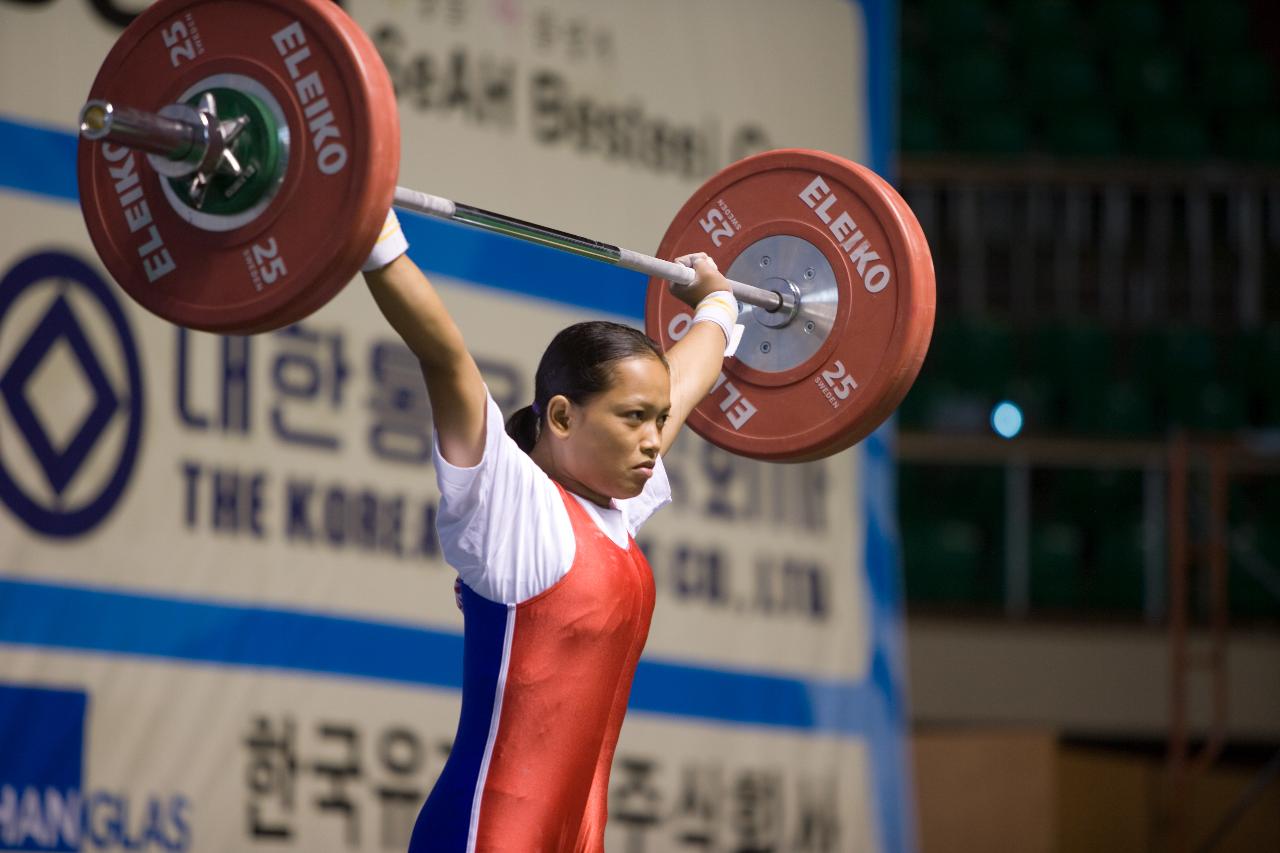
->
[0,294,120,496]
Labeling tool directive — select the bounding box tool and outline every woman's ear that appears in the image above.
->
[545,395,574,438]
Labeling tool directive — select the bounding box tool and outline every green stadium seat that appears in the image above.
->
[1093,0,1164,46]
[899,463,1004,528]
[1229,479,1280,534]
[1163,326,1216,375]
[1094,379,1157,436]
[910,379,974,433]
[1192,381,1248,431]
[922,0,993,45]
[1155,335,1202,429]
[1025,48,1102,105]
[923,321,966,375]
[1220,327,1259,386]
[1002,375,1051,435]
[1229,525,1280,621]
[1043,469,1147,613]
[1030,323,1113,377]
[957,466,1006,526]
[1029,323,1115,431]
[901,105,944,154]
[939,50,1013,105]
[1050,469,1143,519]
[1008,0,1081,47]
[896,381,931,430]
[900,463,1006,606]
[896,462,928,510]
[1112,49,1185,105]
[952,109,1030,154]
[1031,522,1084,609]
[1179,0,1250,50]
[1246,325,1280,424]
[1222,330,1258,426]
[1229,482,1258,541]
[901,2,929,50]
[1230,569,1280,621]
[931,383,1000,433]
[901,519,984,604]
[1155,327,1248,429]
[1161,379,1235,431]
[931,321,1016,391]
[1044,108,1123,158]
[1131,109,1211,160]
[918,324,1032,431]
[1200,51,1274,110]
[910,325,997,431]
[1254,324,1280,379]
[900,339,947,428]
[1219,113,1280,163]
[1254,480,1280,532]
[1092,522,1146,612]
[901,54,930,104]
[1130,329,1170,426]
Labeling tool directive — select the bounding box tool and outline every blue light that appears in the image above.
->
[991,401,1023,439]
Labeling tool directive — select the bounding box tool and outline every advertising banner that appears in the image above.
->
[0,1,910,850]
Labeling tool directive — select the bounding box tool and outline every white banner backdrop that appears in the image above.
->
[0,1,912,851]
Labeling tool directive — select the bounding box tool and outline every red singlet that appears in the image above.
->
[408,482,656,852]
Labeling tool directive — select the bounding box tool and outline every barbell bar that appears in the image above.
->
[79,98,793,316]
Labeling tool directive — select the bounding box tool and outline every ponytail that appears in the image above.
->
[505,404,542,453]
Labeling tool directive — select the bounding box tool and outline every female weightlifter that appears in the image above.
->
[360,209,740,852]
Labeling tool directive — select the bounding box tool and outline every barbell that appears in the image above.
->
[75,0,935,462]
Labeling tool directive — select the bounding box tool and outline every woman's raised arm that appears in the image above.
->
[660,254,738,456]
[361,214,488,468]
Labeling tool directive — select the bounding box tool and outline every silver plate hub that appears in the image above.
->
[726,235,838,373]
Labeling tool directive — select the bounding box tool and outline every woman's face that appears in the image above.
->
[556,355,671,502]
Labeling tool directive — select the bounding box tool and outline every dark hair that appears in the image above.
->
[505,321,668,452]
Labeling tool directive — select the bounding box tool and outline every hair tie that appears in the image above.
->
[531,401,542,417]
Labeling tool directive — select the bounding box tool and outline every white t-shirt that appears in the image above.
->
[433,393,672,605]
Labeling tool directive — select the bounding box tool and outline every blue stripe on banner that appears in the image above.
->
[859,0,896,179]
[849,0,915,846]
[863,420,918,853]
[0,576,871,737]
[0,115,80,203]
[632,659,874,735]
[0,575,466,687]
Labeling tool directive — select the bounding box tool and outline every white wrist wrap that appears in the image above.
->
[692,292,744,358]
[362,209,410,272]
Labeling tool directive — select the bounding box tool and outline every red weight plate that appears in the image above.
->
[78,0,399,334]
[645,149,935,462]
